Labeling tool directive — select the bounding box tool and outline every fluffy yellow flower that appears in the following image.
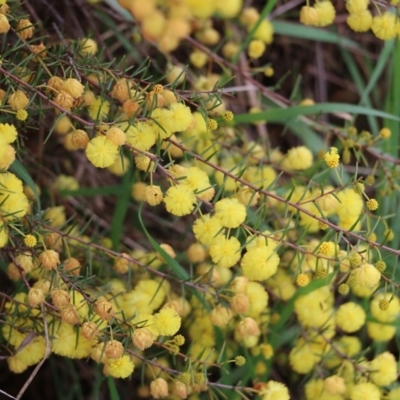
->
[103,354,134,378]
[209,235,241,268]
[315,0,336,27]
[346,0,369,14]
[370,293,400,323]
[259,380,290,400]
[244,282,268,318]
[289,338,324,374]
[335,188,363,220]
[0,172,29,220]
[372,12,397,40]
[0,123,18,143]
[51,322,94,359]
[241,246,279,281]
[294,286,333,328]
[85,136,119,168]
[252,20,274,44]
[369,351,397,386]
[0,141,15,170]
[281,146,313,170]
[88,96,110,119]
[154,307,181,336]
[324,147,340,168]
[350,382,380,400]
[125,121,157,151]
[214,198,246,228]
[335,302,366,332]
[193,214,223,245]
[248,39,265,59]
[164,185,196,216]
[152,103,192,135]
[367,321,396,342]
[347,10,373,32]
[300,6,319,26]
[352,262,381,288]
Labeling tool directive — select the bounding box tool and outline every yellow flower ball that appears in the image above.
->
[209,235,241,268]
[193,214,224,245]
[164,185,196,216]
[214,198,246,228]
[352,262,381,288]
[125,121,156,151]
[314,0,336,27]
[335,302,366,333]
[281,146,313,170]
[347,10,373,32]
[259,381,290,400]
[154,307,181,336]
[85,136,119,168]
[350,382,380,400]
[241,246,279,281]
[300,6,319,26]
[103,354,134,378]
[248,39,266,59]
[369,351,397,386]
[346,0,369,14]
[371,12,397,40]
[0,123,18,143]
[88,96,110,120]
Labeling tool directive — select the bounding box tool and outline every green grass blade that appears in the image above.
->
[107,377,121,400]
[234,103,400,124]
[10,159,41,211]
[138,204,189,280]
[110,169,134,251]
[383,40,400,157]
[359,39,394,106]
[341,48,379,134]
[272,21,364,51]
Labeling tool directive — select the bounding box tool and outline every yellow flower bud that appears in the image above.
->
[105,340,124,359]
[132,328,154,350]
[38,249,60,270]
[8,90,29,110]
[51,289,71,308]
[145,185,163,206]
[60,304,80,325]
[150,378,169,399]
[28,288,45,307]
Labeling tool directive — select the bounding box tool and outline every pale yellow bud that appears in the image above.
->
[230,293,250,314]
[60,304,80,325]
[28,288,45,307]
[81,321,100,340]
[8,90,29,110]
[132,328,154,350]
[51,289,70,308]
[38,249,60,270]
[150,378,169,399]
[105,340,124,359]
[236,317,260,338]
[95,300,115,321]
[62,78,85,99]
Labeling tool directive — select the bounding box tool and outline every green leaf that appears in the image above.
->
[234,103,400,124]
[110,168,134,251]
[273,21,364,52]
[10,159,41,211]
[138,204,189,280]
[107,377,121,400]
